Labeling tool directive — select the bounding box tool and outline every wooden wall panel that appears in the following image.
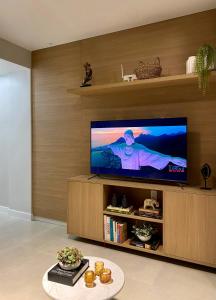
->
[32,42,85,220]
[32,9,216,221]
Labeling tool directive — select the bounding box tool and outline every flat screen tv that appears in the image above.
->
[90,118,187,184]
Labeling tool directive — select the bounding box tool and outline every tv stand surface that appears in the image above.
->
[71,175,214,195]
[87,174,98,180]
[89,174,188,189]
[67,175,216,268]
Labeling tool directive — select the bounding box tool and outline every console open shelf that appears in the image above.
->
[103,210,163,224]
[104,239,164,256]
[68,72,216,97]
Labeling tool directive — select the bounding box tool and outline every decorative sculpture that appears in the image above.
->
[80,62,92,87]
[143,198,159,210]
[111,193,118,207]
[200,163,212,190]
[121,194,128,208]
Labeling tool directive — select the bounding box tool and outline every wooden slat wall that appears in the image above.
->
[32,9,216,221]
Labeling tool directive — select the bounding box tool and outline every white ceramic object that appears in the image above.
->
[137,234,152,242]
[121,64,137,81]
[123,74,137,82]
[43,256,125,300]
[186,55,216,74]
[59,260,81,270]
[186,56,196,74]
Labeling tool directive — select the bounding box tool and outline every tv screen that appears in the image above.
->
[91,118,187,183]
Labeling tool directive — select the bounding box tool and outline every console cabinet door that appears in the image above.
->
[67,181,103,241]
[164,191,216,265]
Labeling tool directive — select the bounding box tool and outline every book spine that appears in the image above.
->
[110,218,114,242]
[116,221,118,243]
[106,216,110,241]
[117,223,120,243]
[114,220,117,243]
[104,215,107,240]
[119,224,123,243]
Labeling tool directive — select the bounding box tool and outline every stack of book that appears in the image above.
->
[138,207,162,219]
[104,215,127,243]
[130,235,160,250]
[48,259,89,286]
[106,205,133,214]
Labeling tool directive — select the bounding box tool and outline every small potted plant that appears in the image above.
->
[195,44,216,94]
[57,247,83,270]
[132,223,154,242]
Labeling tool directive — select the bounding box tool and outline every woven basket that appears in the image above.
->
[134,57,162,80]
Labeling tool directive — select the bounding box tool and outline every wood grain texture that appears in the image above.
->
[67,181,104,241]
[103,211,163,223]
[68,177,216,267]
[32,9,216,221]
[163,191,216,265]
[68,73,216,96]
[32,42,84,220]
[69,175,216,196]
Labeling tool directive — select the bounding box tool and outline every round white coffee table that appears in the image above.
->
[42,256,125,300]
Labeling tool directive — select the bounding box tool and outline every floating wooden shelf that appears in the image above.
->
[103,210,163,224]
[104,239,164,255]
[68,73,216,96]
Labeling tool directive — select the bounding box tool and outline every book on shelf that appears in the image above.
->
[138,207,161,215]
[48,259,89,286]
[104,215,127,243]
[106,205,133,214]
[135,209,162,219]
[104,215,111,241]
[130,235,161,251]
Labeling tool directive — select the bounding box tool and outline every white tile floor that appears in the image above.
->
[0,212,216,300]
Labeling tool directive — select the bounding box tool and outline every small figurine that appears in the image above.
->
[80,62,92,87]
[111,193,118,207]
[121,194,128,208]
[143,198,159,210]
[200,163,212,190]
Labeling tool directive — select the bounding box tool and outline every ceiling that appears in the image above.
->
[0,0,215,51]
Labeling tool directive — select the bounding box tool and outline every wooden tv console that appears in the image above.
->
[67,175,216,268]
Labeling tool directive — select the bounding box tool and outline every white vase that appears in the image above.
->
[186,56,196,74]
[137,234,152,242]
[186,55,216,74]
[59,260,81,270]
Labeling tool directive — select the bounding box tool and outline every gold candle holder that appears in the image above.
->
[95,261,104,276]
[84,270,96,288]
[99,268,113,284]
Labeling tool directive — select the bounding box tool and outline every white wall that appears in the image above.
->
[0,64,31,215]
[0,80,10,207]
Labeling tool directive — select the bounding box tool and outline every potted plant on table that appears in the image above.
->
[195,44,216,94]
[57,247,83,270]
[132,223,154,242]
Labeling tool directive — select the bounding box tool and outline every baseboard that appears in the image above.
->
[0,205,9,214]
[0,206,32,221]
[32,216,66,227]
[0,207,66,225]
[8,208,32,221]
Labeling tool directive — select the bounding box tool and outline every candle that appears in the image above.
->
[99,268,112,284]
[84,270,96,288]
[95,261,104,276]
